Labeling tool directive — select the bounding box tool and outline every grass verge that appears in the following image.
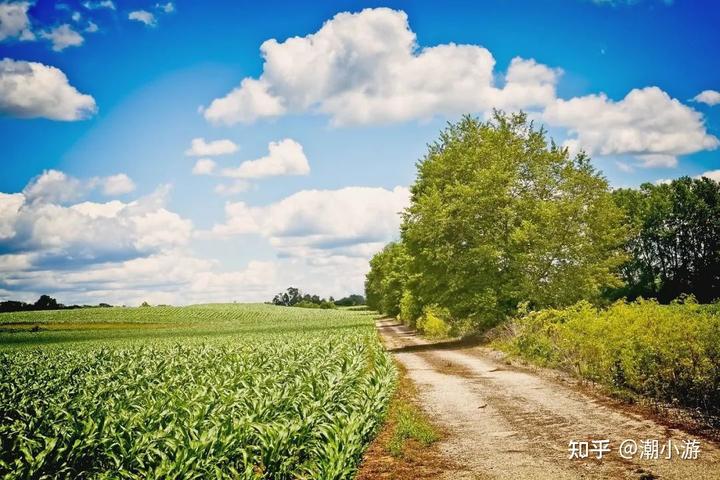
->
[356,360,447,480]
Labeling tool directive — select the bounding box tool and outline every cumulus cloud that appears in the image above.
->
[1,171,406,304]
[21,170,136,204]
[85,21,98,33]
[203,78,286,125]
[1,185,191,265]
[201,7,717,169]
[0,193,24,239]
[693,90,720,106]
[191,139,310,194]
[0,171,279,305]
[0,58,97,120]
[100,174,136,195]
[1,252,279,306]
[220,139,309,179]
[0,2,34,41]
[185,137,238,156]
[202,8,561,126]
[192,158,217,175]
[543,87,719,167]
[128,10,156,26]
[22,170,85,204]
[0,172,284,305]
[41,24,84,51]
[210,185,409,256]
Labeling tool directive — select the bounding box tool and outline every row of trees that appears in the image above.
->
[0,295,113,313]
[271,287,365,309]
[366,112,720,330]
[611,178,720,303]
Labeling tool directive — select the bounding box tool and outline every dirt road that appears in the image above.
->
[377,319,720,479]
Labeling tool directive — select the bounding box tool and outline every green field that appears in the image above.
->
[0,304,395,479]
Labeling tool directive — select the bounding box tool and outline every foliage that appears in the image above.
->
[500,298,720,414]
[399,112,626,329]
[334,295,366,307]
[295,300,337,309]
[0,295,104,313]
[610,177,720,303]
[0,304,395,479]
[398,290,422,329]
[365,243,410,317]
[271,288,342,309]
[416,305,451,339]
[386,405,439,457]
[272,287,303,306]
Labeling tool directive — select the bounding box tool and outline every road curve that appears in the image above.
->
[377,319,720,480]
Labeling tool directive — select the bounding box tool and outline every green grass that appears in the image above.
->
[386,404,439,457]
[0,304,396,479]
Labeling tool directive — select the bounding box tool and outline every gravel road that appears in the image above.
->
[378,319,720,479]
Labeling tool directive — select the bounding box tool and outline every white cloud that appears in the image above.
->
[23,170,85,204]
[156,2,174,13]
[72,11,81,22]
[220,139,309,179]
[210,185,409,256]
[2,172,402,305]
[693,90,720,106]
[201,7,717,171]
[22,170,137,204]
[192,158,217,175]
[543,87,719,167]
[41,24,84,51]
[0,193,24,239]
[83,1,115,10]
[0,1,34,41]
[85,21,98,33]
[203,8,561,126]
[194,185,411,299]
[185,137,238,156]
[0,171,286,305]
[3,183,191,263]
[128,10,156,26]
[101,174,136,195]
[1,252,280,306]
[203,78,286,125]
[0,253,32,272]
[0,59,97,120]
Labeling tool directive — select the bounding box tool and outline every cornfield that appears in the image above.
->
[0,304,395,479]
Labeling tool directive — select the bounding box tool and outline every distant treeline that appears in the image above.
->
[271,287,365,309]
[366,112,720,333]
[0,295,113,313]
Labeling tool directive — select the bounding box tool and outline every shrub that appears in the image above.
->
[501,298,720,414]
[417,305,451,339]
[398,290,422,328]
[295,300,337,309]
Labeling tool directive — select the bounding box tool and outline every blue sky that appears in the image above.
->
[0,0,719,305]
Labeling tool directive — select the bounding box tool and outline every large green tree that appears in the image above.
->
[401,112,627,327]
[611,176,720,303]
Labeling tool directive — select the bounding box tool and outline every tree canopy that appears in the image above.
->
[611,177,720,303]
[368,112,628,328]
